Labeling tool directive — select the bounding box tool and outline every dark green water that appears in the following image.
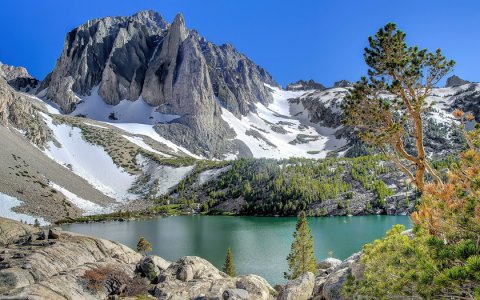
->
[62,215,411,284]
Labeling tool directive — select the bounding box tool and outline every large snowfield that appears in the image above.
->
[71,86,181,125]
[42,113,137,201]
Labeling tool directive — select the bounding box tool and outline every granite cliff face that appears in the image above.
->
[39,10,167,111]
[39,10,276,158]
[200,41,276,117]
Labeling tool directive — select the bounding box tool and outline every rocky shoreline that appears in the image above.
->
[0,217,361,299]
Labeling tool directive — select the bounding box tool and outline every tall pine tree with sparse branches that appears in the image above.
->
[284,211,317,279]
[223,247,236,277]
[343,23,455,191]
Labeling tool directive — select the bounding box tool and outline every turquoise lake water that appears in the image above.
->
[62,215,411,284]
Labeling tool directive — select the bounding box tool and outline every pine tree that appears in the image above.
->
[33,219,40,227]
[223,247,236,277]
[284,211,317,279]
[343,23,454,191]
[136,236,152,256]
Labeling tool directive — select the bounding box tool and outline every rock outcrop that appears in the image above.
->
[152,256,274,299]
[0,62,39,92]
[0,217,142,299]
[201,41,276,117]
[445,75,469,87]
[0,77,48,145]
[289,88,347,128]
[317,258,342,271]
[286,79,326,91]
[449,82,480,122]
[276,256,363,300]
[309,253,363,300]
[0,218,275,300]
[279,272,315,300]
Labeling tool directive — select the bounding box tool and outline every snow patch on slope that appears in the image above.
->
[425,84,479,125]
[49,182,109,215]
[110,123,202,159]
[83,122,109,129]
[221,85,347,159]
[266,85,306,115]
[33,89,209,159]
[122,135,173,158]
[196,166,231,186]
[0,192,49,225]
[42,113,137,201]
[71,86,180,124]
[137,155,194,196]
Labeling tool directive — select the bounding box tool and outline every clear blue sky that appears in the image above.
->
[0,0,479,87]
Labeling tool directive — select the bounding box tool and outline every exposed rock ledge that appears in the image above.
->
[0,217,142,299]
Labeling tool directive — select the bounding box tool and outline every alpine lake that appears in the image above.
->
[62,215,411,285]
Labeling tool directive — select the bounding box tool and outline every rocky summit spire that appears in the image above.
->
[141,12,189,106]
[171,13,188,38]
[445,75,470,87]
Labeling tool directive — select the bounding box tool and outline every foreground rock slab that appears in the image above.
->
[0,217,141,299]
[278,272,315,300]
[151,256,274,299]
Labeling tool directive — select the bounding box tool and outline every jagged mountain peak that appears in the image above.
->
[333,80,352,88]
[131,9,165,22]
[168,12,188,41]
[445,75,470,87]
[172,12,186,26]
[130,10,169,31]
[39,10,277,158]
[286,79,326,91]
[169,12,188,44]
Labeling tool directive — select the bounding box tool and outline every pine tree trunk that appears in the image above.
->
[414,112,426,191]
